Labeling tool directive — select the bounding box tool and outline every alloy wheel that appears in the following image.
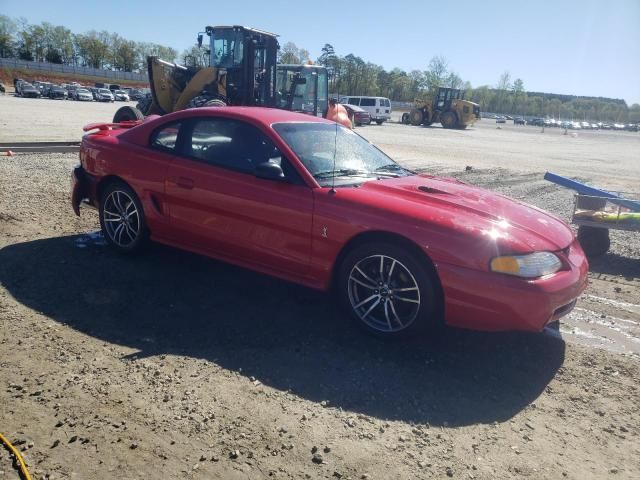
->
[347,255,421,333]
[102,190,140,248]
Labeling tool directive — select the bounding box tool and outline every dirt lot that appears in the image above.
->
[1,97,639,479]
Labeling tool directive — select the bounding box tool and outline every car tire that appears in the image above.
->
[401,112,410,124]
[375,120,384,125]
[337,242,442,338]
[113,106,145,123]
[441,111,457,129]
[99,181,148,254]
[577,226,610,257]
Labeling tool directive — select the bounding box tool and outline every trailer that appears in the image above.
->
[544,172,640,257]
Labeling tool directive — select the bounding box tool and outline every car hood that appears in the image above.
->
[350,175,574,252]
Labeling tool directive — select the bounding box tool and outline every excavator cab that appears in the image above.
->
[275,65,328,117]
[206,25,279,106]
[434,87,464,110]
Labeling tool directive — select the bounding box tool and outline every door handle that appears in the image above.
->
[176,177,194,189]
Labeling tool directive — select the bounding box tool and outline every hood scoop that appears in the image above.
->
[418,185,450,194]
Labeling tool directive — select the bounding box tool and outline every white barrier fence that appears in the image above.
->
[0,58,147,82]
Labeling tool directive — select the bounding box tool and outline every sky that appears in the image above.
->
[2,0,639,105]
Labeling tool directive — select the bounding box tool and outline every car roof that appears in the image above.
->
[151,106,334,128]
[116,107,334,148]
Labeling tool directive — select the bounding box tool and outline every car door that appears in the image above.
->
[164,116,314,277]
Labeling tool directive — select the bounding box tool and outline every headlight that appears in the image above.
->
[490,252,562,278]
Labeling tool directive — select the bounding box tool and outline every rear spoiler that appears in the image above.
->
[83,120,143,133]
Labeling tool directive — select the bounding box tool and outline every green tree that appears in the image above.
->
[424,55,448,92]
[628,104,640,123]
[279,41,308,64]
[0,15,17,58]
[494,71,511,113]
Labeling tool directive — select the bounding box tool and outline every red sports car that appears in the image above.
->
[71,107,588,337]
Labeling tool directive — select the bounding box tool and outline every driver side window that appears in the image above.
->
[185,118,304,184]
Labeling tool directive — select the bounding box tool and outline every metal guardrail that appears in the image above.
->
[0,58,148,82]
[0,142,80,153]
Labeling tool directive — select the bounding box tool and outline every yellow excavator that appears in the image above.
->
[401,87,480,129]
[113,25,329,122]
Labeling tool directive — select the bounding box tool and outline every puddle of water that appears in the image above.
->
[74,231,107,248]
[546,305,640,358]
[585,295,640,313]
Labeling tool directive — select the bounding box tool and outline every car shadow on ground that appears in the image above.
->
[0,233,565,427]
[588,253,640,280]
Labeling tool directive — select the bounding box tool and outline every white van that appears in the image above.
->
[341,96,391,124]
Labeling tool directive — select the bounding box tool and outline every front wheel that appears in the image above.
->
[337,242,441,338]
[375,119,384,125]
[441,111,457,129]
[99,182,148,254]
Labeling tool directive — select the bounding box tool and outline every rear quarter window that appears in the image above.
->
[151,121,182,152]
[360,98,375,107]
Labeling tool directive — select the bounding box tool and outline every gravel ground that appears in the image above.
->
[1,100,639,479]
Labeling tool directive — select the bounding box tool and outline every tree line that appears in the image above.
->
[312,43,637,123]
[0,15,177,72]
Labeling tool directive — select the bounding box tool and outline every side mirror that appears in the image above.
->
[197,34,203,48]
[255,161,285,181]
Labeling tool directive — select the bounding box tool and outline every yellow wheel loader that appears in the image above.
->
[113,25,328,122]
[401,87,480,129]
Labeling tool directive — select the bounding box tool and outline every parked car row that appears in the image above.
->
[524,118,638,131]
[12,78,144,103]
[482,112,637,132]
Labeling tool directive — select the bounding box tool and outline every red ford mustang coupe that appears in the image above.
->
[71,107,588,337]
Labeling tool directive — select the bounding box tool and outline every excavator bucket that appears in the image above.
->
[147,56,222,114]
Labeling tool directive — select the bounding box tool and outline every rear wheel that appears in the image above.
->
[577,226,610,257]
[409,108,424,126]
[375,119,384,125]
[441,111,457,129]
[337,242,441,338]
[99,182,148,254]
[113,106,144,123]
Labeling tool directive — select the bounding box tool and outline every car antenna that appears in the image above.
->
[330,99,338,194]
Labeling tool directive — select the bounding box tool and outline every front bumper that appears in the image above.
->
[437,240,589,332]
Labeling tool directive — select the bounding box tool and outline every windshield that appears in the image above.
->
[210,29,244,68]
[115,90,125,94]
[98,89,110,94]
[273,122,412,186]
[77,89,89,93]
[276,67,328,116]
